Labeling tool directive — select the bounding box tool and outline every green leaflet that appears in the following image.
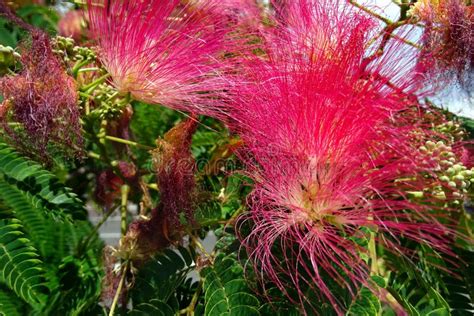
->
[130,246,196,310]
[346,287,381,316]
[128,299,175,316]
[0,286,26,316]
[0,142,102,314]
[0,219,49,308]
[0,143,86,221]
[443,248,474,315]
[202,253,260,316]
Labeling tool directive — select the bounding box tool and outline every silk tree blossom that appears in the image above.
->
[229,0,460,314]
[184,0,261,26]
[58,10,85,42]
[87,0,230,117]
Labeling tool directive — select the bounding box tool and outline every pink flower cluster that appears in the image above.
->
[225,0,460,313]
[87,0,234,117]
[86,0,468,314]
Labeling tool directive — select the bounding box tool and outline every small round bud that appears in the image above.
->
[426,141,436,150]
[433,191,446,200]
[439,176,450,182]
[465,169,474,177]
[452,192,463,198]
[453,164,464,172]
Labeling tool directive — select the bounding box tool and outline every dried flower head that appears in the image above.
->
[413,0,474,88]
[0,30,82,160]
[119,118,198,264]
[152,117,198,229]
[87,0,230,117]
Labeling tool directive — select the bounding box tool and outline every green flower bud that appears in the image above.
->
[426,141,436,150]
[453,164,464,172]
[464,170,474,177]
[439,176,450,182]
[433,191,446,200]
[407,191,424,199]
[419,146,428,153]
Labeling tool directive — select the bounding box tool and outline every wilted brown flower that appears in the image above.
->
[119,118,198,264]
[0,30,83,160]
[413,0,474,88]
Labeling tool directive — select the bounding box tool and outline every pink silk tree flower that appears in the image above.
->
[87,0,230,117]
[216,0,262,29]
[228,0,460,314]
[58,10,86,42]
[183,0,262,26]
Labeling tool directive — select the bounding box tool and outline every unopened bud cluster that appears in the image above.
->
[89,83,127,120]
[434,121,465,142]
[417,140,474,202]
[52,36,96,64]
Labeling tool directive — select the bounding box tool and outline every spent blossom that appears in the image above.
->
[0,29,82,159]
[412,0,474,88]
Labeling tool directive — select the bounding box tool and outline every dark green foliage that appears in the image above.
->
[130,246,196,312]
[0,285,27,316]
[443,248,474,315]
[460,116,474,138]
[201,253,260,316]
[130,102,184,147]
[346,287,381,316]
[0,142,103,315]
[0,218,49,307]
[128,299,175,316]
[198,229,261,316]
[383,244,467,316]
[0,142,87,221]
[16,5,58,33]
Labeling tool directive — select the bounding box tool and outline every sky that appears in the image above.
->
[364,0,474,118]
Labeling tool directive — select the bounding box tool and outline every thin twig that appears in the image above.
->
[105,135,154,150]
[349,0,393,24]
[109,263,128,316]
[120,185,130,236]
